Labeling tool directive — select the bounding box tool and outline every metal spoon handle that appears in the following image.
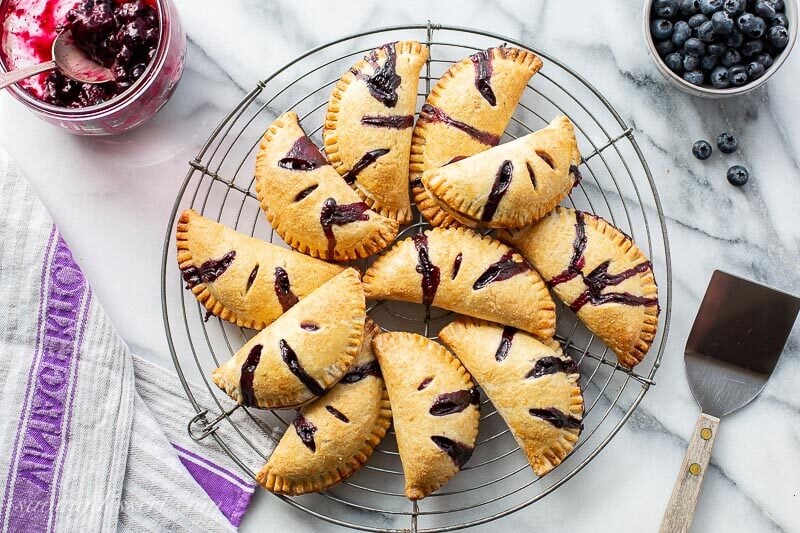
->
[0,61,57,90]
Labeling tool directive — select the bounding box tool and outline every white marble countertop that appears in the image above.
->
[2,1,799,531]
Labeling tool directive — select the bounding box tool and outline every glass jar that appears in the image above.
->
[0,0,186,135]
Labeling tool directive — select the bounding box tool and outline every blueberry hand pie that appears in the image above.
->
[324,41,429,224]
[439,317,583,476]
[371,332,480,500]
[410,46,543,228]
[255,111,399,261]
[363,227,556,339]
[421,116,582,229]
[257,319,391,495]
[501,207,659,367]
[212,268,365,409]
[176,209,344,329]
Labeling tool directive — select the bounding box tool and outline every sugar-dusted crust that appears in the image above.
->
[255,111,399,261]
[211,268,365,409]
[257,319,392,495]
[439,317,583,476]
[501,207,659,367]
[410,46,543,228]
[176,209,344,329]
[363,226,556,339]
[421,116,581,229]
[324,41,428,224]
[371,332,480,500]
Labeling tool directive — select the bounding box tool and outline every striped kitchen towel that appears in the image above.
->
[0,148,277,532]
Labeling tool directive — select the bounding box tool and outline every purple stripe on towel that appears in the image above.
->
[1,231,90,533]
[173,444,255,527]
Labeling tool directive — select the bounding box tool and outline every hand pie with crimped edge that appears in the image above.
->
[500,206,659,368]
[257,319,391,495]
[439,317,583,476]
[212,268,365,409]
[176,209,344,329]
[255,111,399,261]
[362,227,556,339]
[410,46,543,228]
[421,116,582,229]
[371,332,480,500]
[324,41,429,224]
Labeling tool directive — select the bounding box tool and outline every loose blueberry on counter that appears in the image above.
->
[723,0,745,14]
[746,60,766,79]
[664,52,686,73]
[684,70,705,84]
[689,13,710,28]
[680,0,701,15]
[699,0,724,15]
[729,65,749,85]
[673,21,692,45]
[700,53,719,70]
[727,165,749,186]
[716,132,738,153]
[652,19,675,41]
[721,48,742,66]
[685,37,707,55]
[692,140,713,160]
[767,25,789,48]
[711,66,731,87]
[655,0,680,17]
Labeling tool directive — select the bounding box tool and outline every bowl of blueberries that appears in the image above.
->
[644,0,796,96]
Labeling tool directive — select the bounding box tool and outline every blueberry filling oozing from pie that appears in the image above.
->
[273,267,299,312]
[417,377,433,390]
[342,149,391,185]
[494,325,517,362]
[536,150,556,170]
[525,356,579,379]
[355,42,401,108]
[547,211,588,287]
[470,49,496,106]
[245,264,259,293]
[278,136,328,171]
[325,405,350,423]
[430,435,474,468]
[529,407,583,430]
[569,164,583,188]
[319,198,370,259]
[239,344,263,407]
[181,251,236,289]
[279,339,325,396]
[300,321,320,331]
[481,160,514,223]
[420,104,501,147]
[292,413,318,452]
[451,253,463,280]
[526,162,537,190]
[294,184,318,202]
[412,233,441,306]
[360,115,414,129]
[429,389,480,416]
[340,360,382,384]
[472,250,529,290]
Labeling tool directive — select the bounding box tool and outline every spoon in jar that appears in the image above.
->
[0,30,114,90]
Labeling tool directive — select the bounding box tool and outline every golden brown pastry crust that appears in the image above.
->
[439,317,583,476]
[176,209,344,329]
[324,41,429,224]
[410,46,543,228]
[255,111,399,261]
[371,332,480,500]
[211,268,365,409]
[257,319,391,495]
[362,227,556,339]
[500,207,659,367]
[421,116,581,229]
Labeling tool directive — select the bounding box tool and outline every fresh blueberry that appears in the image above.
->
[689,13,710,27]
[664,51,686,73]
[740,39,764,56]
[672,20,692,45]
[738,13,767,38]
[727,165,749,186]
[700,53,720,69]
[656,39,676,55]
[697,20,717,41]
[685,37,707,55]
[654,0,680,17]
[692,140,713,159]
[683,69,706,85]
[746,60,766,79]
[754,0,777,20]
[711,66,731,87]
[767,25,790,48]
[721,48,742,66]
[725,30,745,47]
[699,0,724,14]
[723,0,746,14]
[651,19,675,40]
[711,10,736,34]
[772,0,785,9]
[729,64,749,85]
[756,52,774,67]
[684,54,702,70]
[717,132,739,153]
[708,42,728,55]
[771,13,789,27]
[680,0,701,15]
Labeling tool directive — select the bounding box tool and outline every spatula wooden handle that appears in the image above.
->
[659,412,720,533]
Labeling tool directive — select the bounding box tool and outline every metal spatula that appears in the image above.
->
[660,270,800,533]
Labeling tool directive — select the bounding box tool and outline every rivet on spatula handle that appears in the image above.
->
[659,413,720,533]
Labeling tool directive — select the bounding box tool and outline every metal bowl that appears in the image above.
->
[643,0,798,97]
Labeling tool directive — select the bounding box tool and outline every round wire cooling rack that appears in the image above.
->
[161,23,672,532]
